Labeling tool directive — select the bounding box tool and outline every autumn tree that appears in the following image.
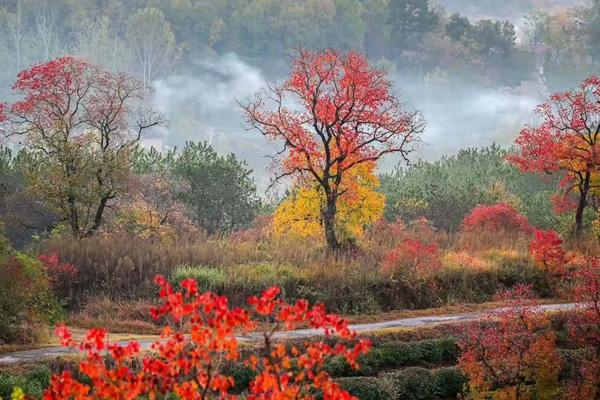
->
[565,257,600,399]
[242,49,423,249]
[4,56,163,238]
[272,162,384,240]
[458,285,562,400]
[508,76,600,238]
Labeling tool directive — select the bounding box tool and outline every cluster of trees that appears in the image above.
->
[0,140,261,245]
[0,0,598,91]
[132,142,261,236]
[380,145,560,232]
[3,48,599,250]
[0,57,260,245]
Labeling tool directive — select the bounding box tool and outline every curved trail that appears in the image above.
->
[0,303,578,364]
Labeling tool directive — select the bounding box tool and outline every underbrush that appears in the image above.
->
[0,230,62,345]
[40,228,563,315]
[67,297,161,334]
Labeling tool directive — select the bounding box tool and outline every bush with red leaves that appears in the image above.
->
[528,229,567,274]
[462,203,533,234]
[43,276,371,400]
[380,239,441,282]
[38,253,78,299]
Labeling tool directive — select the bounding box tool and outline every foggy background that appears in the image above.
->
[0,0,595,192]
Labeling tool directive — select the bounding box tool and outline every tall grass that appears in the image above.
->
[42,224,563,314]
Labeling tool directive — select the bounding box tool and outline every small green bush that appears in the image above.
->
[171,264,227,292]
[170,262,304,304]
[337,377,393,400]
[432,367,466,398]
[0,366,51,399]
[231,262,302,292]
[0,227,62,344]
[384,367,436,400]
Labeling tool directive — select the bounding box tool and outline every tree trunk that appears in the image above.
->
[86,196,109,237]
[67,194,80,238]
[574,172,591,239]
[322,195,339,250]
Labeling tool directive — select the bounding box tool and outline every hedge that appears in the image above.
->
[326,338,459,377]
[337,367,466,400]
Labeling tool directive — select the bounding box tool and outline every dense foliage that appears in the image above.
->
[0,226,61,344]
[43,279,370,400]
[0,147,54,246]
[380,145,559,232]
[132,141,262,236]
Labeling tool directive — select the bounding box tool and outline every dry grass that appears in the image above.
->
[41,224,569,318]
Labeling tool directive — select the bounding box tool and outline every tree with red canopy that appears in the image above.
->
[508,75,600,238]
[242,49,423,249]
[4,56,163,237]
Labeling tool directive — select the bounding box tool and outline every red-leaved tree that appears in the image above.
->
[458,285,562,400]
[4,56,163,237]
[507,76,600,237]
[242,49,423,249]
[529,229,568,274]
[565,257,600,399]
[43,276,371,400]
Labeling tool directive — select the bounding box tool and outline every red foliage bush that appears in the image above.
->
[528,229,567,274]
[462,203,533,234]
[38,253,78,298]
[458,285,561,399]
[380,239,441,282]
[43,276,371,400]
[565,257,600,399]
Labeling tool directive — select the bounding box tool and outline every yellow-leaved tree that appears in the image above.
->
[272,163,385,241]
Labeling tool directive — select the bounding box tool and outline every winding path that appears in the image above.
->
[0,303,578,364]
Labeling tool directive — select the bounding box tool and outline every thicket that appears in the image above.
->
[380,145,561,232]
[42,220,557,313]
[0,226,61,344]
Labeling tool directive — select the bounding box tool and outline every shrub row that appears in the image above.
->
[0,364,465,400]
[326,338,460,377]
[338,367,467,400]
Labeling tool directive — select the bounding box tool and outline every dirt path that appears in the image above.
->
[0,303,578,364]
